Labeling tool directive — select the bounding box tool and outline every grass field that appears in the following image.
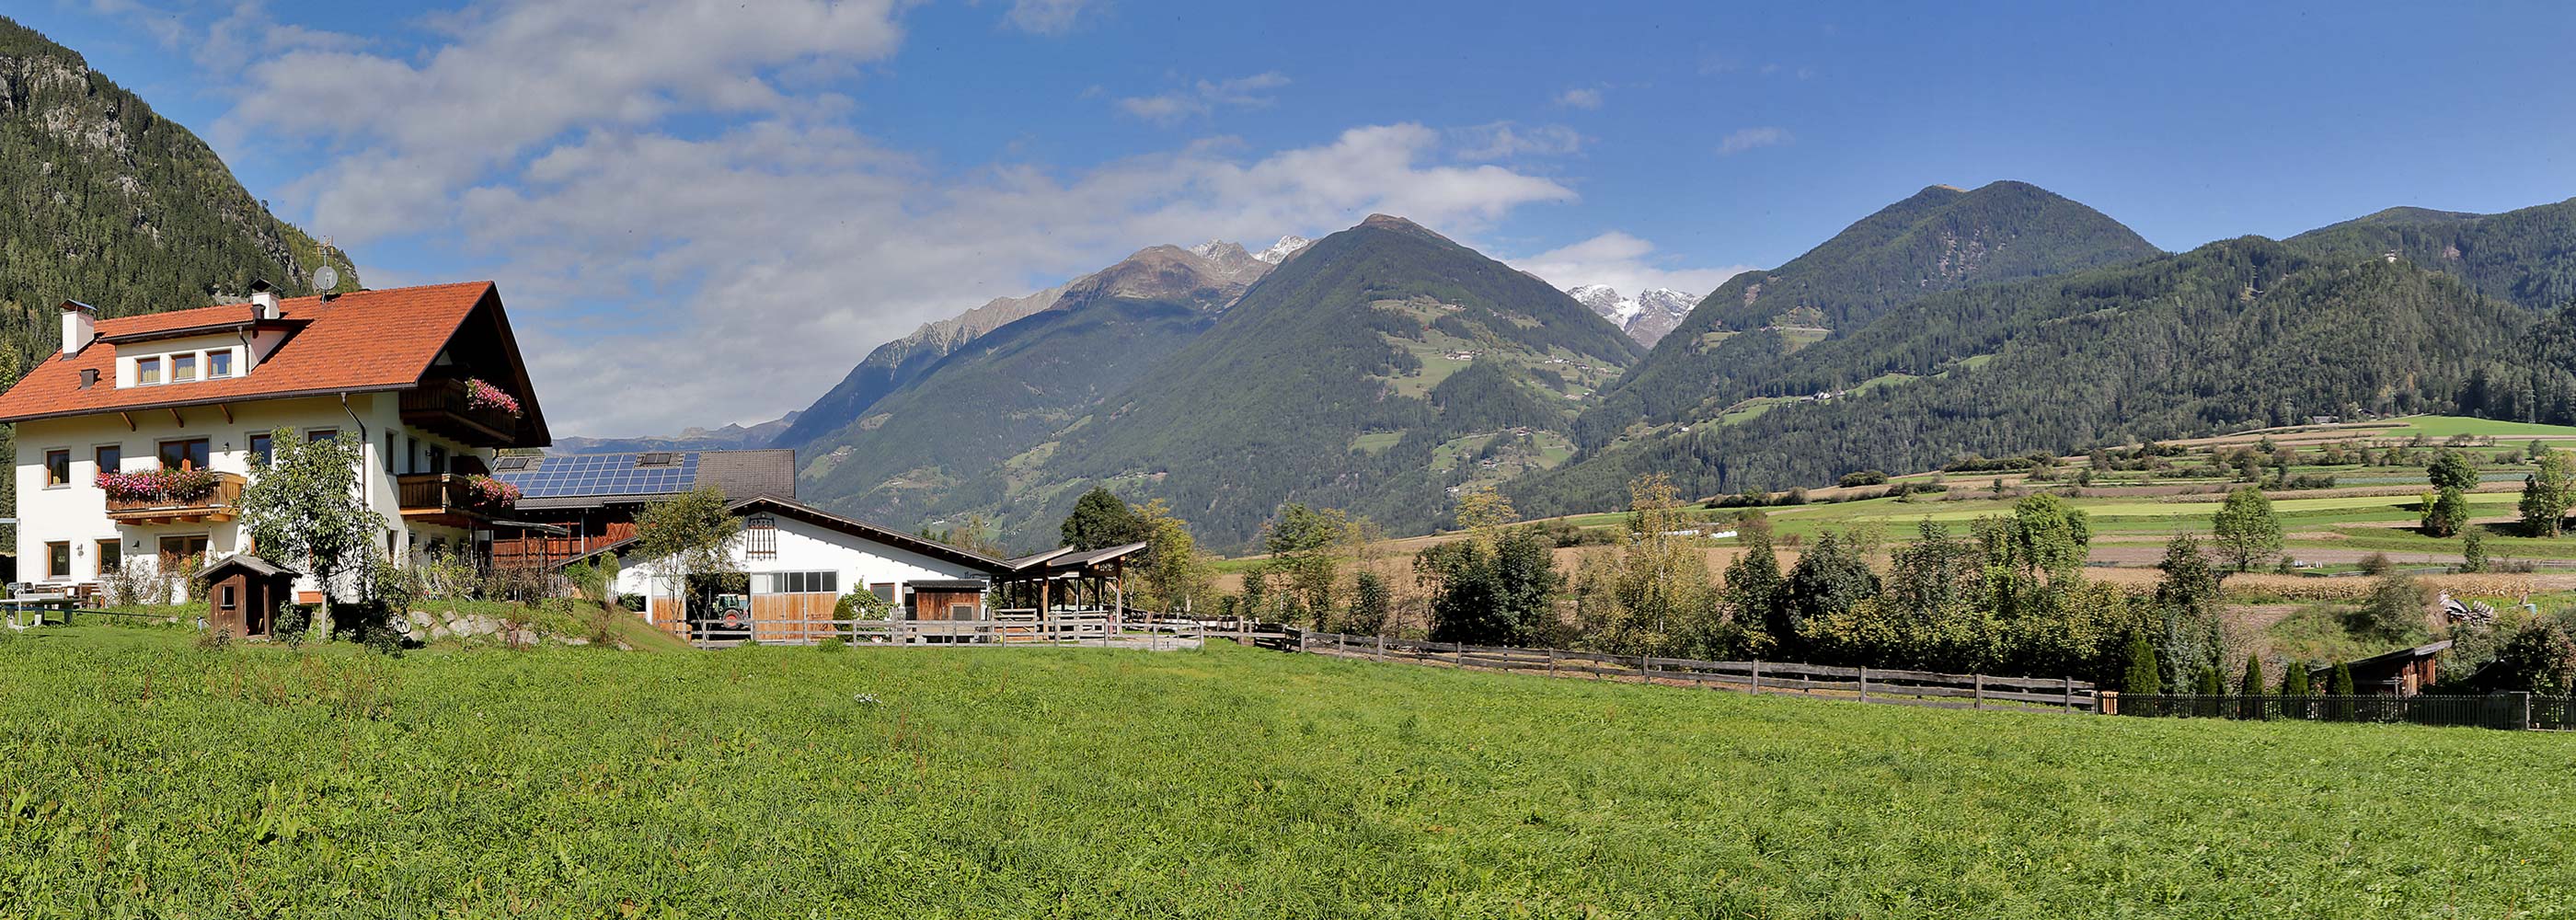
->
[4,627,2574,916]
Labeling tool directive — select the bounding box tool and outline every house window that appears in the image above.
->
[158,438,211,471]
[306,428,339,443]
[745,514,777,559]
[136,357,161,385]
[247,432,274,466]
[870,583,895,604]
[171,353,197,383]
[43,449,70,487]
[218,584,236,613]
[45,542,69,581]
[97,540,121,574]
[94,444,121,476]
[384,431,397,473]
[428,444,447,473]
[949,603,978,620]
[769,570,837,594]
[206,350,234,378]
[158,535,210,570]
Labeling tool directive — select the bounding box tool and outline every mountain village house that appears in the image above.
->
[0,279,1151,644]
[0,282,549,607]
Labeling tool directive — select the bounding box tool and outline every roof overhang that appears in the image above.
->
[0,382,408,426]
[97,317,305,346]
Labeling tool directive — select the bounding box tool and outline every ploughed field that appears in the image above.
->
[3,627,2573,917]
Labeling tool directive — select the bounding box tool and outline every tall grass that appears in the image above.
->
[0,627,2570,916]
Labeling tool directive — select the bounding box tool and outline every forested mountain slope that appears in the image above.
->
[817,214,1643,549]
[0,17,356,379]
[1581,181,2159,443]
[1516,238,2532,516]
[792,246,1254,523]
[2287,197,2576,311]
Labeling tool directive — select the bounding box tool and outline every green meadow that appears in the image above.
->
[3,627,2573,917]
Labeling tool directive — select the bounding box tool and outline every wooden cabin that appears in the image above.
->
[2314,640,2452,696]
[200,555,297,638]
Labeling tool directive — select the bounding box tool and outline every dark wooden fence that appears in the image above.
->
[2110,692,2569,730]
[1257,627,2096,714]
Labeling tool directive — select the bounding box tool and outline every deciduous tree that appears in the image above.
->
[236,429,383,637]
[632,485,742,625]
[2211,486,2283,571]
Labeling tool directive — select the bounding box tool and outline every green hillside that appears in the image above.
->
[0,17,359,531]
[2288,197,2576,310]
[1518,237,2532,514]
[6,627,2573,916]
[799,289,1221,522]
[1581,181,2160,443]
[865,214,1640,549]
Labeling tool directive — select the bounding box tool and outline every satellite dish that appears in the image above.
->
[313,264,339,293]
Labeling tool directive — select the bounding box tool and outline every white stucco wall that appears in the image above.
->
[616,512,989,621]
[13,391,497,597]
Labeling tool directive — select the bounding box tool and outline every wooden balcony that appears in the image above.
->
[105,472,247,524]
[398,473,507,523]
[400,377,525,447]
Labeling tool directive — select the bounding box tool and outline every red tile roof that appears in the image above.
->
[0,282,543,433]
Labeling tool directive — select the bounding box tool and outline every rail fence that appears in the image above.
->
[1255,627,2097,714]
[685,612,1265,650]
[2110,692,2572,730]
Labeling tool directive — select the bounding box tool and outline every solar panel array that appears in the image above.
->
[498,452,701,499]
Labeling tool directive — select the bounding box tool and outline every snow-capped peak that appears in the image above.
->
[1256,235,1312,264]
[1187,239,1236,260]
[1566,283,1701,346]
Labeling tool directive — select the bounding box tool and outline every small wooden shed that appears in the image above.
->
[200,555,299,638]
[2314,639,2453,696]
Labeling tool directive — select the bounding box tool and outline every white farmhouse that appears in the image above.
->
[0,282,548,606]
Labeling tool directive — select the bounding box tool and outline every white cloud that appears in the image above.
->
[1451,121,1582,160]
[144,3,1575,437]
[1554,86,1604,109]
[1717,126,1792,155]
[1510,232,1749,299]
[1005,0,1094,34]
[218,0,910,243]
[1115,71,1290,125]
[443,121,1573,435]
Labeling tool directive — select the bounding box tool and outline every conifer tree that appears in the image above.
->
[2122,632,2162,696]
[2238,654,2266,719]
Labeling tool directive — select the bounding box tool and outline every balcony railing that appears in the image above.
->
[397,473,510,521]
[399,377,524,446]
[105,472,247,523]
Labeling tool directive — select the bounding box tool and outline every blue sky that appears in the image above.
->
[17,1,2576,435]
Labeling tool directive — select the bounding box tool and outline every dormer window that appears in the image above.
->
[207,351,234,378]
[136,357,161,385]
[172,353,197,383]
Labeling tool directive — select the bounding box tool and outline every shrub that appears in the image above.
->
[2281,661,2311,696]
[273,602,310,649]
[1837,470,1889,489]
[1346,570,1392,636]
[817,637,847,652]
[2461,531,2490,574]
[2483,620,2576,695]
[2359,552,2393,576]
[2347,573,2428,644]
[2331,661,2356,695]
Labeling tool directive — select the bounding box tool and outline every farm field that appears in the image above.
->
[5,627,2576,916]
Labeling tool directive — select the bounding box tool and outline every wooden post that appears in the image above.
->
[1337,632,1346,658]
[1455,642,1466,669]
[1750,661,1760,695]
[1375,634,1386,662]
[1972,673,1984,710]
[1548,648,1558,679]
[1857,666,1870,703]
[2063,676,2076,712]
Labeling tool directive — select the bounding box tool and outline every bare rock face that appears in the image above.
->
[1565,284,1703,346]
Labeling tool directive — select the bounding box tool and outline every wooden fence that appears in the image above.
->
[684,613,1265,650]
[2110,692,2569,730]
[1257,627,2097,714]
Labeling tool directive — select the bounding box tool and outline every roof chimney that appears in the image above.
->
[59,300,96,357]
[248,279,281,320]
